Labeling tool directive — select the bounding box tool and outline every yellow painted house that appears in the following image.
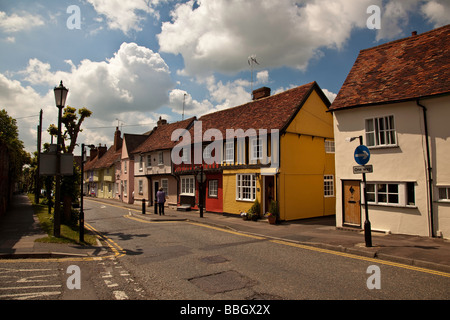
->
[197,82,335,221]
[84,128,123,200]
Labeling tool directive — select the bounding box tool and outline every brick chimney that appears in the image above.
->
[157,116,167,127]
[252,87,271,100]
[90,147,98,160]
[97,144,107,158]
[114,127,122,151]
[412,31,417,36]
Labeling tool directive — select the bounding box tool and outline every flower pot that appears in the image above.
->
[268,216,277,225]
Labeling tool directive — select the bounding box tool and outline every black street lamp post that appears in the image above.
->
[80,143,95,243]
[53,81,68,237]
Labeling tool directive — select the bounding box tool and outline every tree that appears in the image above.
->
[48,106,92,153]
[0,109,30,213]
[48,106,92,222]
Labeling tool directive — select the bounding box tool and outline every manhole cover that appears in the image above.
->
[189,270,256,294]
[199,255,229,264]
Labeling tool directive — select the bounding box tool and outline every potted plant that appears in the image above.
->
[247,199,261,221]
[266,200,279,224]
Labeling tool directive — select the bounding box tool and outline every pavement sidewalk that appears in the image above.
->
[1,195,450,275]
[0,194,106,259]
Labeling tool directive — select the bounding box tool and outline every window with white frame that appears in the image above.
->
[158,152,164,165]
[365,116,397,147]
[438,187,450,201]
[203,144,212,160]
[138,180,143,194]
[180,176,195,196]
[325,140,335,153]
[123,180,127,196]
[225,141,234,163]
[251,137,263,160]
[161,179,169,195]
[147,155,151,168]
[181,149,189,163]
[209,180,218,198]
[236,174,256,201]
[139,155,143,171]
[365,182,415,206]
[324,175,334,197]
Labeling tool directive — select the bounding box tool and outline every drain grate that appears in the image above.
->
[189,270,256,294]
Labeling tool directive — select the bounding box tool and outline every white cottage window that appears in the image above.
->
[236,174,256,201]
[365,116,397,147]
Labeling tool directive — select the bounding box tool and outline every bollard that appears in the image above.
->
[154,200,157,215]
[142,199,146,214]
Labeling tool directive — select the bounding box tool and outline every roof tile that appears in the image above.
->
[330,24,450,111]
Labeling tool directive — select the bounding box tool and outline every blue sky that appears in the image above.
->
[1,0,449,154]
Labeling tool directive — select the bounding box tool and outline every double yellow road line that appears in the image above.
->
[84,222,126,258]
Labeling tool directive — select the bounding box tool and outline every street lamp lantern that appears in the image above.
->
[54,81,69,108]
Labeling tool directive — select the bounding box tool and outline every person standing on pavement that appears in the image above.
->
[156,187,166,215]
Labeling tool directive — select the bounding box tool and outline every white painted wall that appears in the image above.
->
[333,95,450,239]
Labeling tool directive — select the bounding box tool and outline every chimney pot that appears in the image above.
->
[252,87,271,100]
[157,116,167,126]
[412,31,417,36]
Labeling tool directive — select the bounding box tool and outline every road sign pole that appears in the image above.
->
[362,171,372,247]
[353,136,372,247]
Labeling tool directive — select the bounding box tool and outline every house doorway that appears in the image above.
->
[153,180,159,204]
[263,176,275,214]
[343,180,361,226]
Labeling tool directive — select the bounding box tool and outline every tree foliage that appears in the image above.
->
[0,109,30,182]
[47,106,92,154]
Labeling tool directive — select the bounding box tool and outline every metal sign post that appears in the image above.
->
[353,141,372,247]
[196,166,207,218]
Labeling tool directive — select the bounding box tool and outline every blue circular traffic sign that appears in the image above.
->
[354,145,370,165]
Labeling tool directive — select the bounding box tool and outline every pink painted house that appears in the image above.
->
[119,133,148,204]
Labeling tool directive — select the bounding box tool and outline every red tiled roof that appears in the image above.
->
[330,24,450,111]
[193,81,328,138]
[122,133,148,155]
[83,154,99,171]
[131,117,196,154]
[93,145,121,169]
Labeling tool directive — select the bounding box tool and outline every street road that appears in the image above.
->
[83,199,450,300]
[1,198,449,304]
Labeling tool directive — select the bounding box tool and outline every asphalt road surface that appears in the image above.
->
[1,198,449,307]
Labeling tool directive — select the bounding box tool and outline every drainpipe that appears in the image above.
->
[416,100,435,237]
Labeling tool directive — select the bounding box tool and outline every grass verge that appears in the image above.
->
[28,194,97,246]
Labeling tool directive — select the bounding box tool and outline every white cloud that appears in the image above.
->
[158,0,378,77]
[0,11,44,33]
[0,74,53,153]
[256,70,269,84]
[3,42,175,153]
[21,42,174,117]
[374,0,450,41]
[421,1,450,28]
[169,89,213,118]
[87,0,163,35]
[322,89,337,103]
[375,0,414,41]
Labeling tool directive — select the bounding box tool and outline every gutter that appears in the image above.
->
[416,100,435,237]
